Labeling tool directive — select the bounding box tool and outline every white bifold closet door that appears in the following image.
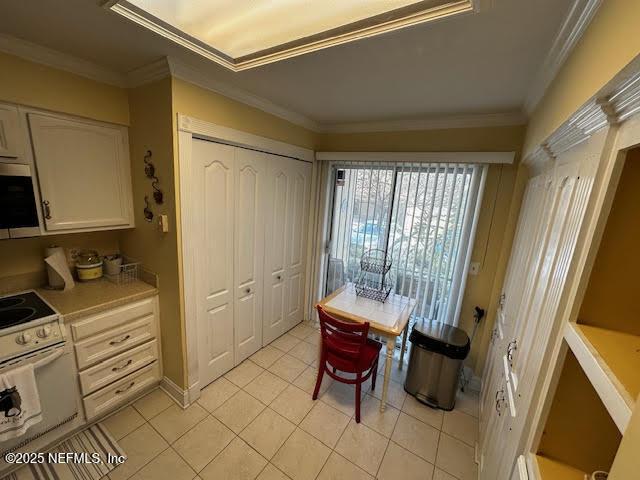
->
[191,138,311,387]
[191,139,265,387]
[263,154,312,344]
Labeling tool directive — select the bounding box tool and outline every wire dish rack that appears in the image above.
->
[355,249,392,302]
[105,257,140,285]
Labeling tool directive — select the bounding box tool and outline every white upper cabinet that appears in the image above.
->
[28,113,134,232]
[0,104,22,158]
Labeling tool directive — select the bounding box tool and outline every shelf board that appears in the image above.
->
[564,322,636,431]
[534,454,586,480]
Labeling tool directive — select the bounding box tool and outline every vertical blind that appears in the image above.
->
[325,161,485,326]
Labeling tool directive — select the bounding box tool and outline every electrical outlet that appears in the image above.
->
[469,262,481,275]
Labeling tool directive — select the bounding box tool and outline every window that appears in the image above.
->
[325,162,485,326]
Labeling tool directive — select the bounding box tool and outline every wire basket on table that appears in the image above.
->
[354,269,392,303]
[359,249,392,275]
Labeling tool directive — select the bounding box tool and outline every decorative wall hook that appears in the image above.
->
[144,150,155,178]
[143,196,154,222]
[152,179,163,204]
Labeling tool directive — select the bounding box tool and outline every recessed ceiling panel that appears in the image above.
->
[110,0,475,70]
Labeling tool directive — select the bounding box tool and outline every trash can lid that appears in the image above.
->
[409,320,470,360]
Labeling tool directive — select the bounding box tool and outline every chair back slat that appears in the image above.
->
[317,307,369,366]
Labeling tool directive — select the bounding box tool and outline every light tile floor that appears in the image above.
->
[102,323,479,480]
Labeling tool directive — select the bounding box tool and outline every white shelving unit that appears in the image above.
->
[564,322,635,432]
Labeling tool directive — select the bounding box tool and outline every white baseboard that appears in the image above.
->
[160,376,190,408]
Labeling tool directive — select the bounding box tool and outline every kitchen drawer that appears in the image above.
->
[83,361,160,421]
[71,297,155,342]
[78,339,158,396]
[75,315,156,369]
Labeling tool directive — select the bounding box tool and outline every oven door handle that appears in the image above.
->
[33,348,65,370]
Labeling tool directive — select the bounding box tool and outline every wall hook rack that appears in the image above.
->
[143,149,164,204]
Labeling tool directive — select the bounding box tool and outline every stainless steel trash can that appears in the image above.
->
[404,320,470,410]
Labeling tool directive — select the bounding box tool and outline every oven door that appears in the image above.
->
[0,342,78,454]
[0,163,40,239]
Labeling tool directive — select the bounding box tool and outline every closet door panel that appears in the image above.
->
[284,160,311,330]
[263,156,289,343]
[234,148,265,362]
[192,139,235,387]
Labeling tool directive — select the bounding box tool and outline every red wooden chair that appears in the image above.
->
[313,306,382,422]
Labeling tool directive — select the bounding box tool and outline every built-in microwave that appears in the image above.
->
[0,163,40,239]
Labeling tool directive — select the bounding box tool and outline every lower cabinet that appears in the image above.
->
[69,296,161,421]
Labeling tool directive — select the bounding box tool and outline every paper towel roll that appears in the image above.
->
[45,246,75,291]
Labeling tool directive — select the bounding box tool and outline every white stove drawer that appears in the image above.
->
[78,339,158,395]
[75,315,156,369]
[83,361,160,421]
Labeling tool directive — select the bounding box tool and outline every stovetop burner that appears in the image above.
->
[0,292,56,329]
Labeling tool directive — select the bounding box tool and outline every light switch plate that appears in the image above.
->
[469,262,481,275]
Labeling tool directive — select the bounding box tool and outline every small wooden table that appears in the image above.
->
[317,283,417,412]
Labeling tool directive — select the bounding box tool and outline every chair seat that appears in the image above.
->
[327,338,382,373]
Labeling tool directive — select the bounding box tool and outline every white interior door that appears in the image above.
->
[263,156,312,343]
[192,139,235,387]
[234,148,265,363]
[263,155,289,344]
[284,158,312,330]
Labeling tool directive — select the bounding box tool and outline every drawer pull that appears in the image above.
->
[115,381,135,394]
[109,334,131,346]
[112,359,133,372]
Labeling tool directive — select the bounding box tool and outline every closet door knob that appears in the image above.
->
[245,288,251,294]
[276,275,282,281]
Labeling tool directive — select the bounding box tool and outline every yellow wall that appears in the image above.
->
[0,232,120,289]
[579,148,640,334]
[171,78,316,149]
[539,350,621,473]
[0,52,129,125]
[609,395,640,479]
[119,78,185,387]
[524,0,640,154]
[318,126,527,372]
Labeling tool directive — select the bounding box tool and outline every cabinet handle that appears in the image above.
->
[42,200,51,220]
[115,381,135,394]
[112,359,133,372]
[276,275,282,281]
[109,334,131,346]
[245,288,251,294]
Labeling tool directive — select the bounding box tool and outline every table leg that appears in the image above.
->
[381,337,395,412]
[399,322,409,369]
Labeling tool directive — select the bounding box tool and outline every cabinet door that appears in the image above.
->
[263,155,290,344]
[284,158,311,330]
[0,104,22,158]
[28,113,133,231]
[192,139,235,387]
[234,148,265,363]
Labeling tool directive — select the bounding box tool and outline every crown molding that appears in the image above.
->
[319,111,527,133]
[0,33,128,87]
[109,0,474,72]
[524,69,640,167]
[523,0,602,115]
[126,57,171,87]
[166,57,321,131]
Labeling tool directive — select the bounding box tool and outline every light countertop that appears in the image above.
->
[36,278,158,323]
